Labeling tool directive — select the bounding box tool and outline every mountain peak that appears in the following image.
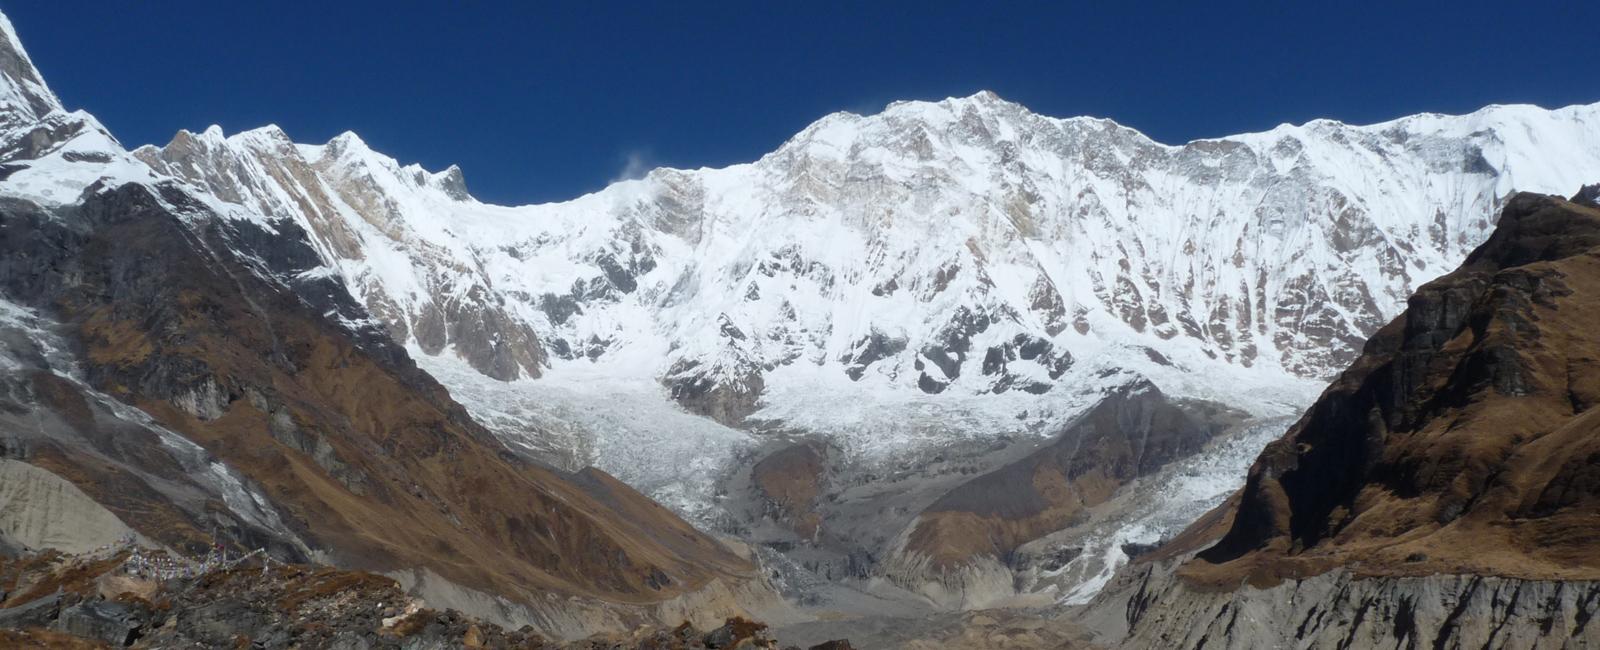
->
[327,130,368,149]
[319,130,388,168]
[876,90,1027,124]
[967,89,1005,103]
[242,123,288,138]
[942,89,1023,114]
[0,10,62,126]
[434,164,472,201]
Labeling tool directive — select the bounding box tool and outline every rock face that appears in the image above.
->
[1197,191,1600,584]
[1095,561,1600,649]
[884,383,1239,606]
[750,442,830,540]
[0,549,806,650]
[131,127,548,383]
[0,9,768,639]
[1080,190,1600,648]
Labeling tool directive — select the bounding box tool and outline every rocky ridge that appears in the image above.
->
[1199,190,1600,583]
[0,9,776,640]
[0,548,837,649]
[1080,188,1600,648]
[882,382,1240,608]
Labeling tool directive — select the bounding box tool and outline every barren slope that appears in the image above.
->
[0,9,765,637]
[1189,189,1600,586]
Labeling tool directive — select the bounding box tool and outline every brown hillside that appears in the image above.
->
[904,382,1237,568]
[1187,190,1600,587]
[0,179,752,607]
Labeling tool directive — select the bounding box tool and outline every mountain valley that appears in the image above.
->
[2,6,1600,647]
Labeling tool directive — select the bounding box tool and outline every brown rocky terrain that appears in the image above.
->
[750,442,830,540]
[0,549,832,649]
[1081,188,1600,648]
[0,179,765,628]
[1190,189,1600,586]
[0,14,774,635]
[885,382,1239,604]
[774,608,1093,649]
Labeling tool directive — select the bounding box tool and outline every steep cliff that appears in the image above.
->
[1085,189,1600,648]
[886,383,1238,607]
[1198,190,1600,584]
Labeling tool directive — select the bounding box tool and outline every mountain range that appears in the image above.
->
[3,6,1600,647]
[111,54,1600,609]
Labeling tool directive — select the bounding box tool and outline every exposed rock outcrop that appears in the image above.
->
[0,549,815,649]
[1197,191,1600,585]
[750,442,829,540]
[1080,189,1600,648]
[886,382,1240,607]
[1091,558,1600,649]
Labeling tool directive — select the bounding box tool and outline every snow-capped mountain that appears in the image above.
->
[132,91,1600,436]
[22,5,1600,604]
[121,94,1600,608]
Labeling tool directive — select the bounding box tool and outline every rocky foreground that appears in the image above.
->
[0,549,853,650]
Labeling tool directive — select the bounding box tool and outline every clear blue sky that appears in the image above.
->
[5,2,1598,205]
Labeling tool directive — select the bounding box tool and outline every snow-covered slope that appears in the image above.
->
[133,92,1600,434]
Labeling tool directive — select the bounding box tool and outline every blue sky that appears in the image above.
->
[5,1,1598,204]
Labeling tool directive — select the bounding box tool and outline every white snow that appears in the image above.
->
[108,91,1600,530]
